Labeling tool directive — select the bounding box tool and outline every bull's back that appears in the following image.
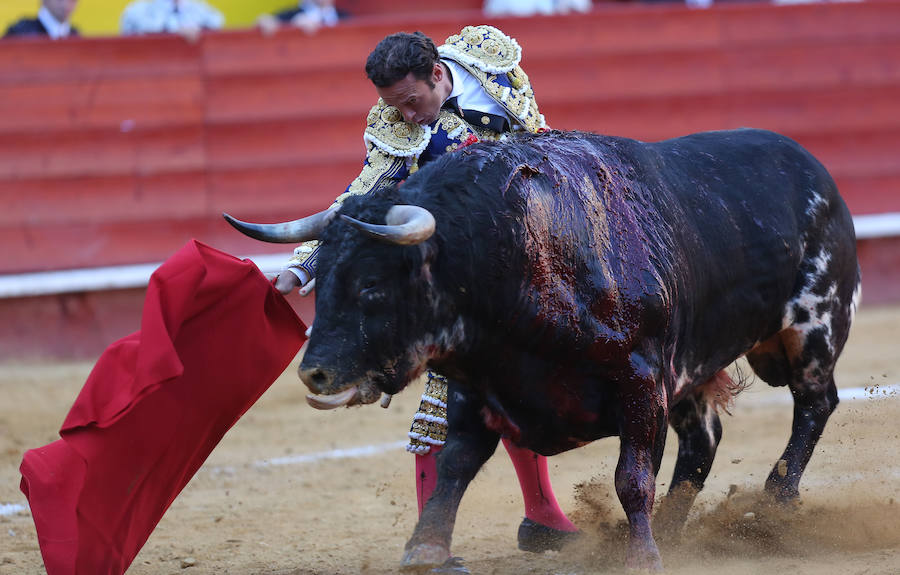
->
[617,129,856,372]
[422,129,855,373]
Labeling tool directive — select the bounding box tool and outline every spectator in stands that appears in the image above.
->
[256,0,348,36]
[120,0,224,36]
[4,0,79,39]
[484,0,592,16]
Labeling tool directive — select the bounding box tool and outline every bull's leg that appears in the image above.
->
[764,371,838,500]
[653,390,722,536]
[747,286,853,500]
[614,358,668,572]
[402,379,500,569]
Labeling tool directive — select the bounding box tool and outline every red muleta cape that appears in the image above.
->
[19,240,306,575]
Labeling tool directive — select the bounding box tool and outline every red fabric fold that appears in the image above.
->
[20,240,306,575]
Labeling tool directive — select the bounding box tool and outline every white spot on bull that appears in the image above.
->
[850,280,862,325]
[703,403,718,450]
[673,367,692,398]
[805,192,828,218]
[672,364,704,400]
[782,246,838,362]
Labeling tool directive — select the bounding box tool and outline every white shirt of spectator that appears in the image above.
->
[295,2,339,27]
[442,59,510,123]
[483,0,592,16]
[37,5,72,39]
[120,0,225,35]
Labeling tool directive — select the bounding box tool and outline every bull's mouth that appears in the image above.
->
[305,380,382,410]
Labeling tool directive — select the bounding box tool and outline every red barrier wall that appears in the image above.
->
[1,1,898,359]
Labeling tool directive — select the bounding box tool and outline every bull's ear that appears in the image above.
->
[341,205,435,245]
[223,205,340,244]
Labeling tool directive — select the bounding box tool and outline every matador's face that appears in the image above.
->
[375,63,449,127]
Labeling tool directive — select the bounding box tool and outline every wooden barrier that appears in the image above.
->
[1,1,899,359]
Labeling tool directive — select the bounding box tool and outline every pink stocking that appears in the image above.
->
[415,447,440,516]
[502,438,577,531]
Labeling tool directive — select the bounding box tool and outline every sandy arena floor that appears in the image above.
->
[1,305,898,575]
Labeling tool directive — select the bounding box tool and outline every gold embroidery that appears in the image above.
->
[380,106,401,124]
[393,123,412,138]
[442,25,521,73]
[449,60,545,133]
[287,240,319,268]
[346,146,405,195]
[364,99,428,157]
[508,65,529,90]
[436,109,467,135]
[473,126,502,141]
[407,373,450,453]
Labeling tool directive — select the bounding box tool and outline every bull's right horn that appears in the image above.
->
[342,204,436,245]
[223,204,339,244]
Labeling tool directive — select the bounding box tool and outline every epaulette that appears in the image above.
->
[439,25,545,133]
[438,25,522,75]
[363,99,430,158]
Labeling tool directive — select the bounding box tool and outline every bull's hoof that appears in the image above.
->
[764,480,800,503]
[517,517,580,553]
[625,540,663,573]
[401,543,451,571]
[427,557,470,574]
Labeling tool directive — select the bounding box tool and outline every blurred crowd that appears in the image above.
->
[3,0,348,39]
[3,0,600,40]
[3,0,853,40]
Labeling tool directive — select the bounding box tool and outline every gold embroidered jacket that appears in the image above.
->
[286,25,547,275]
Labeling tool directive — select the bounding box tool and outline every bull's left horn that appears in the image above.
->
[342,205,436,245]
[223,204,339,244]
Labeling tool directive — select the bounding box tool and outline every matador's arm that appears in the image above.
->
[282,143,409,280]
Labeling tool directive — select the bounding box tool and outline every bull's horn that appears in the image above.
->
[223,204,339,244]
[305,385,360,410]
[342,205,435,245]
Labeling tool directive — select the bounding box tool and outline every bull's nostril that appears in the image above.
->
[310,369,329,387]
[299,365,331,391]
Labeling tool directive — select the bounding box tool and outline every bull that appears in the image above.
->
[225,128,860,571]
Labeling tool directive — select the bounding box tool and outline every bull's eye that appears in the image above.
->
[358,281,385,306]
[359,280,377,298]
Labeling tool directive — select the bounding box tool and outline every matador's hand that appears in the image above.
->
[274,269,314,296]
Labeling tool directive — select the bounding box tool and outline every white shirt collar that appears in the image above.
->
[441,58,508,120]
[38,5,71,39]
[444,59,465,103]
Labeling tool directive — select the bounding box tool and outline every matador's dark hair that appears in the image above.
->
[365,31,439,89]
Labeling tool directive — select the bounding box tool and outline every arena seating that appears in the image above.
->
[1,1,898,358]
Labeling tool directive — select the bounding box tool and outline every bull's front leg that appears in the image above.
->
[402,379,500,569]
[614,354,668,572]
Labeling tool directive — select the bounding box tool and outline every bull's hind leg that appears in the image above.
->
[746,273,858,500]
[653,379,724,535]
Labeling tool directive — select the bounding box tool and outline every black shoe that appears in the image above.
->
[516,517,580,553]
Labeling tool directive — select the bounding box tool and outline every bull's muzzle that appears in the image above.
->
[298,365,358,410]
[299,364,385,410]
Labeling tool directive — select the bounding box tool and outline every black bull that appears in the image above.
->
[230,129,861,571]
